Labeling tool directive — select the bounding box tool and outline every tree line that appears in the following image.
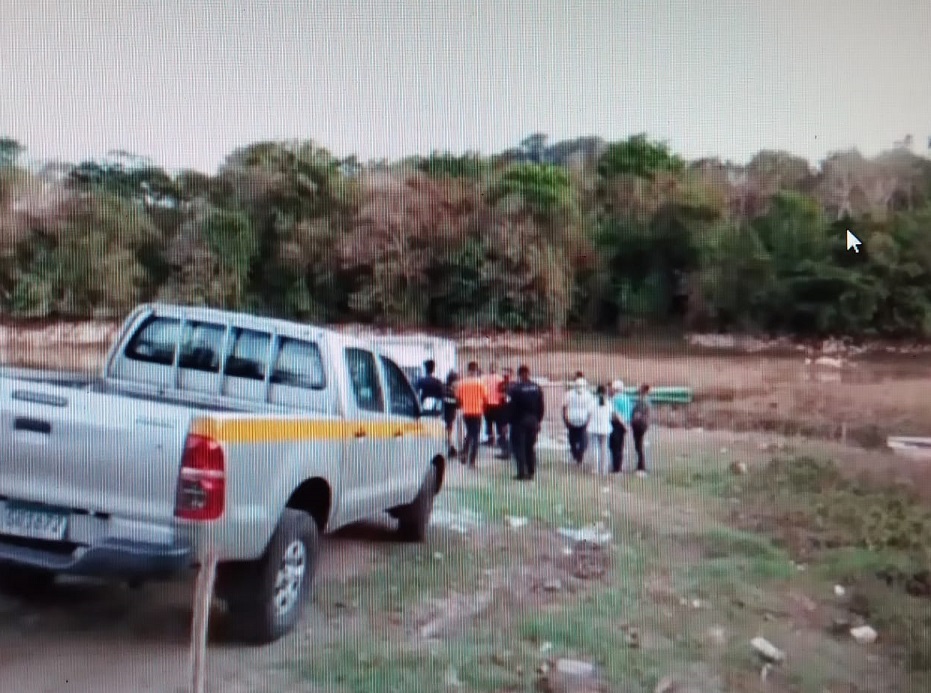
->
[2,133,931,338]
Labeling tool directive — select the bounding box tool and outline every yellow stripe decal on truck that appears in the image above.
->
[189,418,445,445]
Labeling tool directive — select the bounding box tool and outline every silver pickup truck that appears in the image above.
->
[0,303,447,643]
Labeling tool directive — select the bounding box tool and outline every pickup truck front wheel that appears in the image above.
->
[217,508,320,644]
[396,465,438,543]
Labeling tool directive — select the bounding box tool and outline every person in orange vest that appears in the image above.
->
[483,363,504,448]
[454,361,488,468]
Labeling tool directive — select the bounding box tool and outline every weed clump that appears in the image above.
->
[739,455,931,675]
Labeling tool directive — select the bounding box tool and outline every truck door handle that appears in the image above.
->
[354,429,367,439]
[14,417,52,435]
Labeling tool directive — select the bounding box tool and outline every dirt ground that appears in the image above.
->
[460,341,931,449]
[1,335,930,692]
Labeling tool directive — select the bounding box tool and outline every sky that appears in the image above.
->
[2,0,930,175]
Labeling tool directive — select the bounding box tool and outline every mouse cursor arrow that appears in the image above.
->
[846,230,862,253]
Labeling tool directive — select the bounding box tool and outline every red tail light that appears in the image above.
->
[175,434,226,521]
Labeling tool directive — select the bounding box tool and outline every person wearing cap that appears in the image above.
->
[609,379,633,473]
[562,375,595,465]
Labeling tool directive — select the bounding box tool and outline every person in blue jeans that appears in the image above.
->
[609,379,633,473]
[630,384,653,477]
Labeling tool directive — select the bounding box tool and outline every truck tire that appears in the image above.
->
[0,565,56,597]
[217,509,320,644]
[396,466,438,543]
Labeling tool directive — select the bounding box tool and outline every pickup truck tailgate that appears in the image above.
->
[0,378,194,522]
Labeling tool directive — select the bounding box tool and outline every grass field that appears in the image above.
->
[254,430,931,693]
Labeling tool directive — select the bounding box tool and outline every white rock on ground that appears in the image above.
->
[850,625,878,644]
[751,637,786,663]
[555,659,596,677]
[505,515,528,529]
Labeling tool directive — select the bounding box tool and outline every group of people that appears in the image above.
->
[414,360,652,481]
[414,360,545,481]
[561,372,652,477]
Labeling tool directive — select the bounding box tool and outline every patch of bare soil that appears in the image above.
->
[0,526,383,693]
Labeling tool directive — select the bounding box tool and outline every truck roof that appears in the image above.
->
[141,302,372,354]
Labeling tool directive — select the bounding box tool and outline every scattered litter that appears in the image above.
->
[505,515,528,529]
[555,659,596,677]
[851,625,878,644]
[557,522,612,545]
[654,676,677,693]
[830,615,852,635]
[601,510,610,518]
[761,663,772,681]
[429,508,484,534]
[720,447,729,454]
[417,591,494,639]
[444,666,462,687]
[751,637,785,663]
[539,641,553,655]
[814,356,844,369]
[601,486,610,494]
[706,626,727,646]
[691,599,705,609]
[624,627,641,649]
[729,461,749,475]
[561,546,573,556]
[433,552,444,561]
[543,579,563,592]
[834,584,846,597]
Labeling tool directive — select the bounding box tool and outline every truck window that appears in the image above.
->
[380,356,420,418]
[270,338,326,390]
[124,316,182,366]
[224,328,271,381]
[345,348,384,413]
[178,322,226,373]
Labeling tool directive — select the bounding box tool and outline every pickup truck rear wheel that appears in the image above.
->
[0,565,56,597]
[218,509,320,644]
[396,466,438,543]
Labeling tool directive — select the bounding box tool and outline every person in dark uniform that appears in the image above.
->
[508,364,546,481]
[414,359,445,403]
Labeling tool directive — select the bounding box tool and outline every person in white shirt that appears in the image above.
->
[589,384,614,475]
[562,376,595,464]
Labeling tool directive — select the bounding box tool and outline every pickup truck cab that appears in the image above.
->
[0,303,447,642]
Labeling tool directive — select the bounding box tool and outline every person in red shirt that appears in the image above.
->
[454,361,488,468]
[483,364,504,447]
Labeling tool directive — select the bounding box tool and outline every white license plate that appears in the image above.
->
[0,504,69,541]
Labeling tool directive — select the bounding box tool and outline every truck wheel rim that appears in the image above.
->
[273,540,307,617]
